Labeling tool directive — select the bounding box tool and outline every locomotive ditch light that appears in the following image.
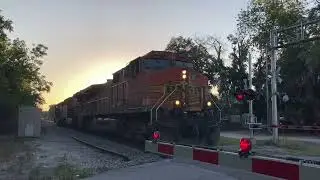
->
[238,138,252,158]
[207,101,212,107]
[182,74,187,79]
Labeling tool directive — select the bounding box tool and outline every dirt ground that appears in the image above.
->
[0,120,161,180]
[0,136,34,180]
[0,122,120,180]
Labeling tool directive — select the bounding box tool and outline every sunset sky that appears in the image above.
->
[1,0,249,110]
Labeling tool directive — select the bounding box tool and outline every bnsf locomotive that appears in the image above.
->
[50,51,219,143]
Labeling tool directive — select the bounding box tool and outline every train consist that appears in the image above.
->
[49,51,219,143]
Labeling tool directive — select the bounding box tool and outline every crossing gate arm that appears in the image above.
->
[145,140,320,180]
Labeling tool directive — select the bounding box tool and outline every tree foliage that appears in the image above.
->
[165,0,320,125]
[0,11,52,110]
[165,34,249,113]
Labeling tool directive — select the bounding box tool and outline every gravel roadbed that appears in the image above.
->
[0,120,162,180]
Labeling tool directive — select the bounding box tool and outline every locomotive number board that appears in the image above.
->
[165,84,198,93]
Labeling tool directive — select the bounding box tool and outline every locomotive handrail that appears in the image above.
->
[155,86,178,122]
[150,86,167,125]
[111,80,128,88]
[86,97,110,104]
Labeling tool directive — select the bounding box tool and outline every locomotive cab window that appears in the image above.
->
[142,59,170,71]
[175,60,193,68]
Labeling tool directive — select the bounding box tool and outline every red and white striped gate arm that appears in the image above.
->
[145,140,320,180]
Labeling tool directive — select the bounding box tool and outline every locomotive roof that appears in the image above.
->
[62,97,73,104]
[140,51,190,62]
[73,83,105,98]
[113,50,191,75]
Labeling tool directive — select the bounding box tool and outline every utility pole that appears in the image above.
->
[248,53,254,139]
[270,30,278,144]
[265,52,270,132]
[268,18,320,144]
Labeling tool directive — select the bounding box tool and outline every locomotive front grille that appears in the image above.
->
[162,84,204,112]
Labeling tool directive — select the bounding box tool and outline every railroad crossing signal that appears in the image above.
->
[234,89,257,102]
[152,131,160,143]
[238,138,252,158]
[234,90,245,101]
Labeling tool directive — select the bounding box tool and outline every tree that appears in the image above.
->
[223,33,250,114]
[0,10,52,131]
[236,0,320,125]
[165,35,225,86]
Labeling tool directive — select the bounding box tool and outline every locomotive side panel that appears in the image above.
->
[52,51,217,143]
[96,81,112,115]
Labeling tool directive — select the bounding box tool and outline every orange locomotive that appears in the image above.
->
[51,51,216,142]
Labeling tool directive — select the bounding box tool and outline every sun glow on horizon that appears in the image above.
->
[41,57,131,111]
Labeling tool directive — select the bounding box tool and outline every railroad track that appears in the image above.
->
[78,129,145,151]
[72,136,131,161]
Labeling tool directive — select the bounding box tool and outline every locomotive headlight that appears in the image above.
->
[182,70,187,79]
[175,100,181,106]
[207,101,212,107]
[182,74,187,79]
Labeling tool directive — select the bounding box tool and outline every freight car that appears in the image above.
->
[50,51,219,144]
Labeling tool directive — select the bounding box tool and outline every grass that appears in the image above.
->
[54,164,94,179]
[28,153,95,180]
[259,139,320,156]
[218,136,241,146]
[29,163,94,180]
[219,135,320,157]
[0,137,31,161]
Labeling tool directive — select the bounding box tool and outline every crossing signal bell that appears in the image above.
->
[238,138,252,158]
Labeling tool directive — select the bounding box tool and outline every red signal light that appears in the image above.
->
[239,138,252,153]
[236,94,245,101]
[234,90,245,102]
[152,131,160,140]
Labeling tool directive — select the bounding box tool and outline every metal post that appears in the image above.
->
[265,51,270,132]
[248,53,254,139]
[270,30,278,144]
[266,18,320,143]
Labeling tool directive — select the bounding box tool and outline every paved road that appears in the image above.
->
[85,159,278,180]
[221,131,320,144]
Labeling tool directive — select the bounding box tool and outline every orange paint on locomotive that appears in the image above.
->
[51,51,214,130]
